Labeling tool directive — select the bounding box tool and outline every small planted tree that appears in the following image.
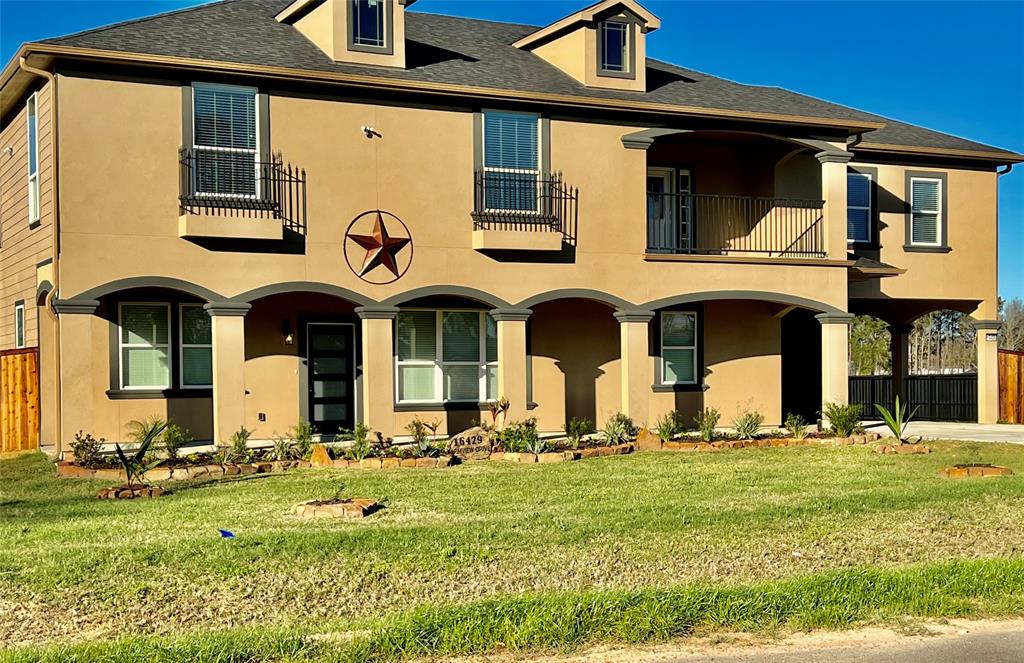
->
[875,396,919,445]
[821,403,861,438]
[162,422,193,460]
[115,421,167,488]
[290,419,316,460]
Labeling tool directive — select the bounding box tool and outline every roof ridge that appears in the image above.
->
[43,0,238,44]
[407,10,540,32]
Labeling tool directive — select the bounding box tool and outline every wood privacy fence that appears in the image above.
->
[1000,350,1024,424]
[1,348,39,453]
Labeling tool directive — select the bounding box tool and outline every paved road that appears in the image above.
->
[862,421,1024,444]
[665,629,1024,662]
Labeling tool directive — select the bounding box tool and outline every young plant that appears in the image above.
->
[565,417,593,450]
[694,407,721,442]
[603,412,636,445]
[114,421,167,488]
[162,422,193,460]
[230,426,253,461]
[346,422,374,461]
[125,416,166,446]
[488,397,511,431]
[70,430,105,467]
[875,396,919,445]
[522,421,545,455]
[270,435,295,461]
[290,419,316,460]
[822,402,862,438]
[406,417,436,458]
[732,409,765,440]
[654,411,682,441]
[784,413,809,440]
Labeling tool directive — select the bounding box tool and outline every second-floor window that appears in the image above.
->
[599,21,629,73]
[27,93,39,225]
[482,110,540,212]
[14,303,26,349]
[351,0,386,48]
[847,172,872,244]
[910,177,942,246]
[192,83,258,198]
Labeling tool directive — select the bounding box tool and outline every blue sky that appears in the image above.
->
[2,0,1022,301]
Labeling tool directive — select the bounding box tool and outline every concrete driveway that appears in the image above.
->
[862,421,1024,444]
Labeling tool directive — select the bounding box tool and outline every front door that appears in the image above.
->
[307,323,356,435]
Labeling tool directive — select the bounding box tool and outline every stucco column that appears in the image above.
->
[889,323,913,406]
[816,149,853,260]
[355,306,399,439]
[53,299,99,453]
[614,310,654,426]
[972,320,1001,424]
[816,313,853,418]
[490,309,532,421]
[205,302,250,445]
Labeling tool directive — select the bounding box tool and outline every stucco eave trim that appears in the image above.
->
[3,43,887,132]
[856,141,1024,164]
[644,254,852,268]
[642,291,845,315]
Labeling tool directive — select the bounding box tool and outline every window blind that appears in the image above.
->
[484,112,538,171]
[442,312,480,362]
[911,179,941,245]
[181,305,212,387]
[847,173,871,243]
[397,311,436,361]
[193,85,258,197]
[661,312,697,385]
[120,304,170,388]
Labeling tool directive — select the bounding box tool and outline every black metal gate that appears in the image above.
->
[849,374,977,422]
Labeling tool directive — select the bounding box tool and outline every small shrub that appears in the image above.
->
[654,411,683,441]
[126,416,166,446]
[732,409,764,440]
[162,422,193,460]
[603,412,636,445]
[70,430,104,467]
[290,419,316,460]
[270,436,294,461]
[500,419,539,453]
[822,402,861,437]
[694,407,721,442]
[565,417,593,449]
[522,422,545,455]
[230,427,253,459]
[784,413,809,440]
[347,422,374,461]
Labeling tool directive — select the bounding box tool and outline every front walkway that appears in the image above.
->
[862,421,1024,444]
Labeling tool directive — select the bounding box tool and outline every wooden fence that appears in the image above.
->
[1000,349,1024,424]
[1,348,39,453]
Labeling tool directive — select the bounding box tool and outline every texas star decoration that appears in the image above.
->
[347,211,411,278]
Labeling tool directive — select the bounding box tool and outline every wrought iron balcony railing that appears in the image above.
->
[647,193,825,258]
[178,147,306,234]
[471,170,578,244]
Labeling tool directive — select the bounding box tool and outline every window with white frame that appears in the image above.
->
[192,83,258,198]
[351,0,387,48]
[119,303,171,390]
[660,311,698,385]
[482,111,541,212]
[847,172,872,243]
[910,177,942,246]
[180,304,213,388]
[14,303,26,349]
[27,93,40,225]
[396,310,497,403]
[599,21,629,73]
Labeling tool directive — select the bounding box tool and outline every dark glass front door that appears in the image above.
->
[307,324,356,435]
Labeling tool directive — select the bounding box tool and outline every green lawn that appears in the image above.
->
[2,441,1024,661]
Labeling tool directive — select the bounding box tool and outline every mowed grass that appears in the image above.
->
[2,440,1024,657]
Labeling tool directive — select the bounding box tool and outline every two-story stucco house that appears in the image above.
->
[1,0,1020,453]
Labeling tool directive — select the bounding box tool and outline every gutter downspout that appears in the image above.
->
[19,56,61,458]
[997,164,1013,176]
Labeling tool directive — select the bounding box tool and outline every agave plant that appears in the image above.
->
[115,421,167,488]
[875,396,919,445]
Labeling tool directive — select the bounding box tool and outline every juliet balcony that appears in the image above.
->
[470,170,578,252]
[178,147,307,241]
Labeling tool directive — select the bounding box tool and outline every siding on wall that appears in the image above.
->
[0,81,54,350]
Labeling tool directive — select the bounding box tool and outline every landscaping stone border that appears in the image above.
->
[57,460,311,482]
[876,444,931,455]
[96,486,167,499]
[639,429,882,453]
[292,498,380,519]
[939,464,1013,478]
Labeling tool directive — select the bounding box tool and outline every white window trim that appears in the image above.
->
[481,110,543,215]
[660,311,698,386]
[395,310,498,405]
[118,302,172,391]
[26,92,40,225]
[599,20,631,73]
[191,82,261,200]
[351,0,388,48]
[179,303,213,389]
[909,176,943,247]
[14,303,26,349]
[847,171,872,244]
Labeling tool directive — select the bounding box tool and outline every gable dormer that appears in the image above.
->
[513,0,660,92]
[276,0,418,68]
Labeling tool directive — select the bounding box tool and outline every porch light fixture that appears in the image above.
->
[282,320,295,345]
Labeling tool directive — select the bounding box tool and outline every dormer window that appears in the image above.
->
[599,21,630,74]
[350,0,389,51]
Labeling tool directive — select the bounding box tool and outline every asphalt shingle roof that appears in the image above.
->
[39,0,1017,157]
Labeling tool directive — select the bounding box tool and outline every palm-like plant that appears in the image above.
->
[874,396,919,445]
[115,421,168,488]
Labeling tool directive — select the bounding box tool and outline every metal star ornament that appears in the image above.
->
[347,212,411,278]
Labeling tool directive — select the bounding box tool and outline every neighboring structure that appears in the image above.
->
[1,0,1019,451]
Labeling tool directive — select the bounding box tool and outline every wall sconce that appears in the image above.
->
[282,320,295,346]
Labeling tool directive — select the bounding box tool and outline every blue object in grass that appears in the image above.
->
[218,529,236,539]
